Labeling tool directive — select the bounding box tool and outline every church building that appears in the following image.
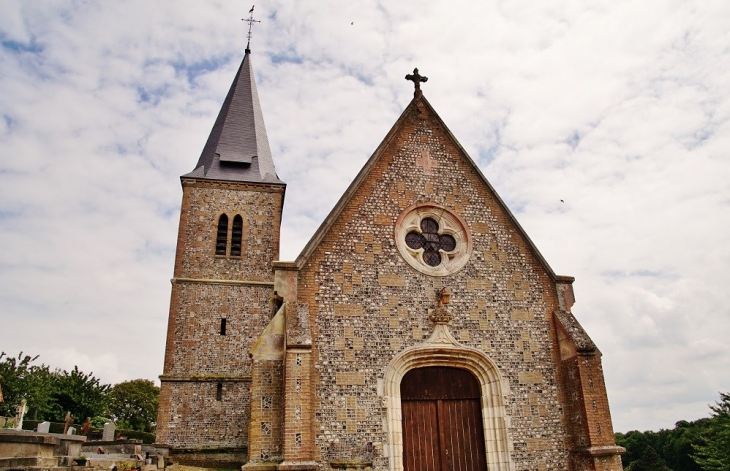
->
[156,41,625,471]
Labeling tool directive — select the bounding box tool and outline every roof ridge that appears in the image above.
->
[293,92,563,282]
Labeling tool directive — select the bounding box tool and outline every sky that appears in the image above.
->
[0,0,728,434]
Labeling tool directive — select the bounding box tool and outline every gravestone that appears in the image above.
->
[14,398,27,430]
[80,417,91,436]
[102,422,116,442]
[63,411,74,434]
[37,421,51,433]
[66,426,76,435]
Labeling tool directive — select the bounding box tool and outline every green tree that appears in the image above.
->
[0,352,55,420]
[617,421,712,471]
[618,430,656,467]
[692,392,730,471]
[106,379,159,432]
[664,420,709,471]
[628,445,672,470]
[50,366,110,422]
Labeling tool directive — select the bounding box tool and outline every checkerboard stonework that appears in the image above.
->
[156,48,625,471]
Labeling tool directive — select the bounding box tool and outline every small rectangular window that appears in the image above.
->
[216,383,223,401]
[220,318,227,335]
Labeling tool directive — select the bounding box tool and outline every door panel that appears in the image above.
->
[401,367,488,471]
[439,399,487,471]
[402,400,441,471]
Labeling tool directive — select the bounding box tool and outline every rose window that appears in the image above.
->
[405,218,457,267]
[395,204,472,276]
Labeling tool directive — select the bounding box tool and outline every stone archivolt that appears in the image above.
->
[382,321,514,471]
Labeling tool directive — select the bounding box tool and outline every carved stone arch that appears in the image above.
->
[383,324,515,471]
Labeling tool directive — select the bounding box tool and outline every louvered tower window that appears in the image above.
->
[215,214,228,255]
[231,215,243,256]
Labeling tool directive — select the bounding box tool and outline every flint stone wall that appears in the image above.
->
[297,104,570,470]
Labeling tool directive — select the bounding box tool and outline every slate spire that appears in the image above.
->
[184,49,284,184]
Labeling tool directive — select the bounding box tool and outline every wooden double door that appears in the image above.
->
[401,366,488,471]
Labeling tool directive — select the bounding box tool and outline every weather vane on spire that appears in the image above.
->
[243,5,260,52]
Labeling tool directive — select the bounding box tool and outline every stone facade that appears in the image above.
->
[273,95,623,470]
[157,179,285,465]
[158,74,624,469]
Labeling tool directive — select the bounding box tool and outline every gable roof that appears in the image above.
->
[183,49,284,185]
[294,91,571,283]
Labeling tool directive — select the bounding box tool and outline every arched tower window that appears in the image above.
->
[215,214,228,255]
[231,215,243,256]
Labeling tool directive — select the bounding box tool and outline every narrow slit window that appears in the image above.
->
[220,318,227,335]
[215,214,228,255]
[216,382,223,401]
[230,215,243,256]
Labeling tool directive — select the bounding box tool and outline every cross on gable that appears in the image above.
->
[405,68,428,95]
[415,149,438,175]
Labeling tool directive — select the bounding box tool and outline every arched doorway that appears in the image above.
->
[401,366,488,471]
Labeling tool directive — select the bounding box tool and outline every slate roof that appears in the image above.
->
[183,49,284,185]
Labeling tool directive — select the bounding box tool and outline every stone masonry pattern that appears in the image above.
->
[157,380,251,448]
[158,180,284,451]
[158,92,623,470]
[174,181,284,282]
[296,101,587,470]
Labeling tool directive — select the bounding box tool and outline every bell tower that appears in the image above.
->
[156,42,286,467]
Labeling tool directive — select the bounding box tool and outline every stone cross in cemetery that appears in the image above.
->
[63,411,74,434]
[14,398,27,430]
[102,422,116,442]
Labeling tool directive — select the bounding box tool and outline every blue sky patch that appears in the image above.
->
[2,114,15,133]
[602,269,667,279]
[136,85,168,105]
[0,210,23,220]
[171,56,230,85]
[1,38,43,54]
[269,51,303,65]
[566,131,581,150]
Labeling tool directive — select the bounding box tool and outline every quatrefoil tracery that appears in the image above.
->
[395,204,473,276]
[405,218,457,267]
